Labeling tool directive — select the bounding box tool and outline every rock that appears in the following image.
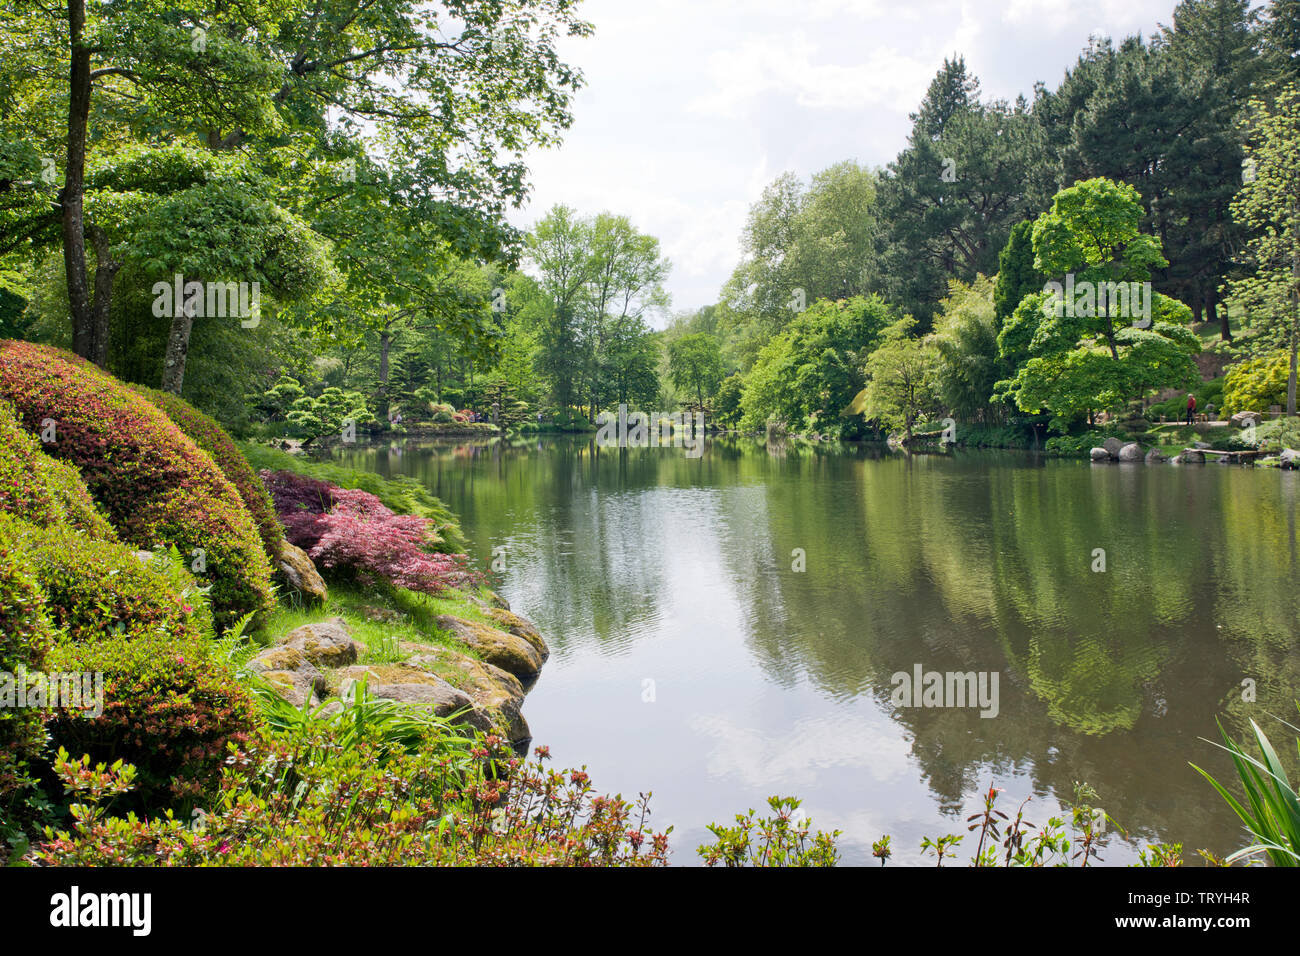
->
[1089,447,1111,462]
[339,663,497,736]
[247,646,329,700]
[1102,437,1123,459]
[481,590,510,611]
[1280,449,1300,470]
[275,541,328,605]
[485,608,550,662]
[1118,442,1144,462]
[1145,448,1166,464]
[1193,441,1211,450]
[1181,449,1205,463]
[407,650,530,745]
[436,614,543,683]
[278,617,362,667]
[1231,410,1263,428]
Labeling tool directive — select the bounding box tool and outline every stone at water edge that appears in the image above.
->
[1180,449,1206,463]
[436,614,543,683]
[275,540,328,605]
[336,668,494,735]
[1280,449,1300,470]
[1145,448,1167,464]
[1102,437,1123,459]
[485,607,550,662]
[278,617,364,667]
[1089,447,1111,461]
[1118,442,1144,462]
[406,651,530,746]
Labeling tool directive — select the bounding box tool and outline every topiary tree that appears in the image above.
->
[1223,351,1290,414]
[0,340,273,628]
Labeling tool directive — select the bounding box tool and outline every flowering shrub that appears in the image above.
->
[45,635,257,807]
[131,385,283,556]
[2,517,210,642]
[0,340,273,628]
[263,470,477,595]
[0,520,57,806]
[0,398,115,539]
[28,736,670,866]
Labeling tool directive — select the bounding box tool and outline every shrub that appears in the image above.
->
[432,409,455,423]
[130,385,282,556]
[27,737,671,866]
[239,441,466,551]
[0,399,115,539]
[263,470,477,595]
[0,520,57,806]
[0,340,273,628]
[1,517,210,643]
[1223,353,1289,415]
[44,635,257,807]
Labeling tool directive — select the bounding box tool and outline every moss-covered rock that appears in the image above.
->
[436,614,542,683]
[485,607,549,662]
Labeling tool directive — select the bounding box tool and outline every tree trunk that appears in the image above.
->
[88,225,118,367]
[63,0,93,358]
[161,305,195,394]
[377,328,391,422]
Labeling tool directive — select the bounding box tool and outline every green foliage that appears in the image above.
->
[859,317,941,440]
[45,635,257,808]
[931,275,1006,422]
[1,517,210,643]
[131,385,282,554]
[1223,352,1289,414]
[994,220,1045,324]
[667,332,725,410]
[1191,708,1300,866]
[712,373,745,429]
[0,519,57,810]
[698,796,840,867]
[287,387,374,445]
[0,341,274,628]
[0,398,115,540]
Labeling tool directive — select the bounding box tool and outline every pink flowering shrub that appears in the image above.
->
[262,470,476,595]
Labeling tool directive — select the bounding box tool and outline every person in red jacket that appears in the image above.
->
[1185,392,1197,425]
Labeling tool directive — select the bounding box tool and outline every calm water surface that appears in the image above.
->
[334,436,1300,865]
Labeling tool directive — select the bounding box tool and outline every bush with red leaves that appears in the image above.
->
[262,470,476,595]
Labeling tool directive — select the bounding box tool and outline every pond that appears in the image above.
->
[332,435,1300,865]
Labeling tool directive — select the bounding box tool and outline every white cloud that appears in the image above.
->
[511,0,1189,313]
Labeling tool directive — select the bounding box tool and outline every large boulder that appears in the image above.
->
[436,614,543,683]
[406,650,530,745]
[275,541,327,605]
[1180,449,1206,463]
[485,608,549,662]
[337,665,493,734]
[278,617,362,667]
[1089,447,1111,462]
[1280,449,1300,470]
[1231,410,1263,428]
[1102,437,1123,459]
[246,645,328,705]
[1145,448,1167,464]
[1118,442,1144,462]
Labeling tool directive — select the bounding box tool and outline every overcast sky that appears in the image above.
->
[507,0,1203,320]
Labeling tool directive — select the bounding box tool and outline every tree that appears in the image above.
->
[667,333,724,410]
[993,220,1045,325]
[859,318,940,442]
[1223,87,1300,416]
[877,59,1045,325]
[995,178,1201,430]
[931,276,1005,423]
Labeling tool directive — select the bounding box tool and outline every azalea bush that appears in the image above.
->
[28,736,671,867]
[45,635,257,808]
[263,470,477,596]
[0,341,274,628]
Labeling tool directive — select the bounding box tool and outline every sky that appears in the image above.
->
[505,0,1203,321]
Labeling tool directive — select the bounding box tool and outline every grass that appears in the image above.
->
[257,581,503,694]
